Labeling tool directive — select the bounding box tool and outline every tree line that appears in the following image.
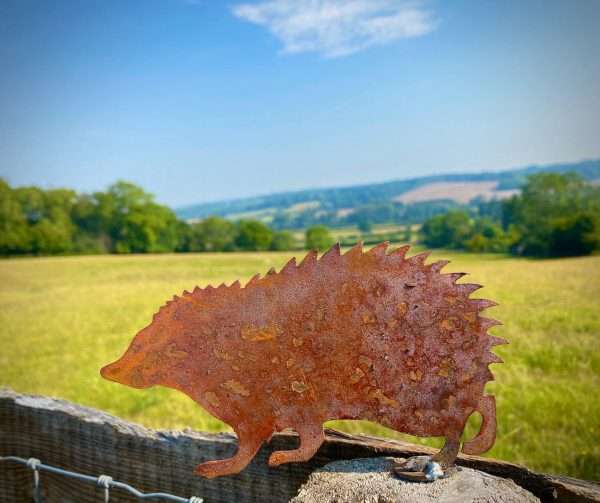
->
[420,173,600,257]
[3,172,598,258]
[0,179,339,256]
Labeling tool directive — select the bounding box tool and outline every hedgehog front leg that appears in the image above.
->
[431,435,460,468]
[195,426,270,478]
[268,425,325,467]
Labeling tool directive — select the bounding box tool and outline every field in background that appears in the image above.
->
[1,250,599,479]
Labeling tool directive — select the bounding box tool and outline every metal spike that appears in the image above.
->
[246,274,261,287]
[480,317,503,329]
[409,251,430,265]
[267,267,277,276]
[183,290,191,296]
[389,245,410,259]
[344,241,363,258]
[490,336,509,346]
[486,352,504,364]
[281,258,297,274]
[472,299,499,310]
[299,249,318,268]
[458,283,483,295]
[445,272,467,283]
[320,243,341,262]
[193,286,201,293]
[429,259,450,272]
[230,280,241,289]
[368,241,389,256]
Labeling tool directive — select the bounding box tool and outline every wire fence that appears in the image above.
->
[0,455,203,503]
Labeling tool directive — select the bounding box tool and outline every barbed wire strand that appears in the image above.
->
[1,456,203,503]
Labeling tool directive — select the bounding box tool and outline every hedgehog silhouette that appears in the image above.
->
[101,242,505,478]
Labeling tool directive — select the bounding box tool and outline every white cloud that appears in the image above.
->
[231,0,437,58]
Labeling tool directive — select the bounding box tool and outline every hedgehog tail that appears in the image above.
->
[461,395,496,455]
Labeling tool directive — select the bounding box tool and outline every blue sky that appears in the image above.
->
[1,0,599,207]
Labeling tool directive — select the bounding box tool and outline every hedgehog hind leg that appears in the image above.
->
[268,424,324,467]
[195,425,271,478]
[432,435,461,469]
[393,433,460,482]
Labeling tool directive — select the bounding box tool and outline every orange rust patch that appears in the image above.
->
[396,302,408,317]
[165,344,188,359]
[440,317,459,331]
[241,323,279,341]
[291,381,309,394]
[213,348,233,361]
[463,312,477,323]
[386,318,398,329]
[292,337,304,347]
[221,379,250,397]
[362,312,376,324]
[438,358,453,378]
[358,355,373,368]
[205,391,221,407]
[286,358,295,368]
[368,388,399,408]
[349,367,365,383]
[409,369,423,382]
[271,356,280,364]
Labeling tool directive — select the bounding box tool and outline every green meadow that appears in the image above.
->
[1,250,599,479]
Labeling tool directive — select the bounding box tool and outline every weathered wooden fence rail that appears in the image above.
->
[0,388,598,503]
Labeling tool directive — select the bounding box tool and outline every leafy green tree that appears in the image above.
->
[97,181,180,253]
[506,173,600,257]
[420,210,472,249]
[13,186,76,254]
[464,218,510,253]
[188,216,236,251]
[305,225,335,251]
[270,230,296,251]
[235,220,273,251]
[0,179,30,254]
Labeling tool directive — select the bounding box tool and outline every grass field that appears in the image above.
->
[1,249,599,479]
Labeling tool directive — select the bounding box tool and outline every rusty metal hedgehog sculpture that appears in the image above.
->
[101,242,505,479]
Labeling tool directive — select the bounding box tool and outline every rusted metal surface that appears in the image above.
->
[101,242,505,479]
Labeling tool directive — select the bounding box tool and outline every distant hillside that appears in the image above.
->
[176,159,600,229]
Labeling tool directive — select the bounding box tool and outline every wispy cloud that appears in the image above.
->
[231,0,437,58]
